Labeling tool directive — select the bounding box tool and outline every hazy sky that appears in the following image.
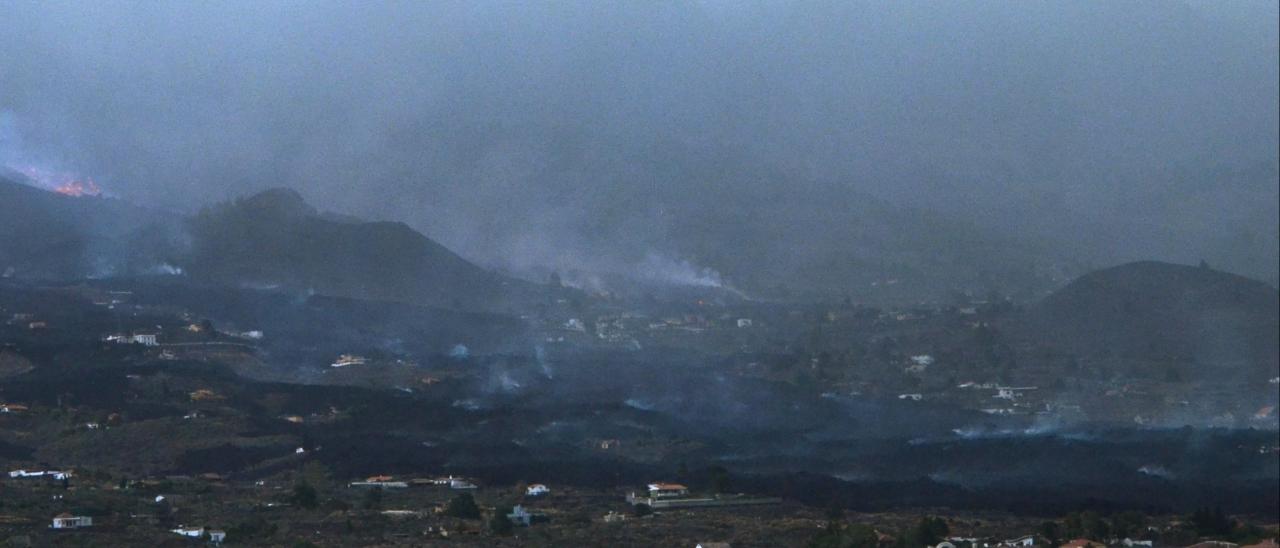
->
[1,1,1276,285]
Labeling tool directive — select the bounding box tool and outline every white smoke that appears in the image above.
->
[636,252,725,288]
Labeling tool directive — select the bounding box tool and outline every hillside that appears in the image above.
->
[0,175,182,279]
[1031,261,1279,376]
[184,188,534,310]
[0,179,540,311]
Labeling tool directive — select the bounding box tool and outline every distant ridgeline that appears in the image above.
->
[1029,260,1279,377]
[0,178,541,312]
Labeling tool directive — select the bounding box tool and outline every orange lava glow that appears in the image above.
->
[54,179,102,197]
[9,165,103,197]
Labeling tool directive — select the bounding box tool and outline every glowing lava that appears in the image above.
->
[53,178,102,197]
[8,165,103,197]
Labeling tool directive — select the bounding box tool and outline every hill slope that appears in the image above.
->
[183,188,533,310]
[0,175,181,278]
[0,179,538,311]
[1032,261,1279,376]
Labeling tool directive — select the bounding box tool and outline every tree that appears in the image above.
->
[291,482,319,509]
[445,493,482,520]
[632,503,652,517]
[708,465,731,494]
[300,461,332,491]
[811,522,879,548]
[362,486,382,510]
[228,517,278,541]
[900,517,949,548]
[1039,521,1062,547]
[1111,511,1147,539]
[1190,507,1233,537]
[490,505,514,536]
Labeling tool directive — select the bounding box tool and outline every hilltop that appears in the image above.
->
[1032,261,1279,376]
[0,180,542,311]
[184,188,536,310]
[0,175,181,279]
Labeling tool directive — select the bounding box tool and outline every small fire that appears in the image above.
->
[53,179,102,197]
[8,165,104,197]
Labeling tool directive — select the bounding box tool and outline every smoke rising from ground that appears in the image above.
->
[1,1,1276,289]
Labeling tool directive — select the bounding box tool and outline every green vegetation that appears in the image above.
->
[444,493,482,520]
[490,505,515,536]
[809,522,879,548]
[291,481,319,509]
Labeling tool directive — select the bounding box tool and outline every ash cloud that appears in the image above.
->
[1,1,1276,291]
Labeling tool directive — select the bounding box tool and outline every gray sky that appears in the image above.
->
[1,1,1276,288]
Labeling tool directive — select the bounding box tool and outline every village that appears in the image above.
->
[0,277,1276,546]
[3,462,1278,547]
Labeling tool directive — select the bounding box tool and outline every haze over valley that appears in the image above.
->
[0,2,1276,547]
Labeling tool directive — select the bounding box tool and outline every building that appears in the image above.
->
[51,513,92,529]
[10,469,70,480]
[1060,541,1104,548]
[736,318,753,328]
[508,505,534,526]
[131,333,159,346]
[330,354,367,368]
[349,476,409,488]
[209,530,227,544]
[449,477,478,490]
[506,505,547,526]
[1003,536,1038,547]
[647,482,689,499]
[526,483,550,496]
[1184,542,1239,548]
[171,526,205,538]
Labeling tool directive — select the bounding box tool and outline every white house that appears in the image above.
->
[131,333,159,347]
[172,526,205,538]
[1003,535,1037,547]
[647,482,689,499]
[507,505,533,526]
[51,513,93,529]
[330,354,367,368]
[449,477,478,490]
[995,386,1038,400]
[736,318,753,328]
[209,530,227,544]
[910,355,935,366]
[10,469,69,479]
[51,514,92,529]
[526,483,550,496]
